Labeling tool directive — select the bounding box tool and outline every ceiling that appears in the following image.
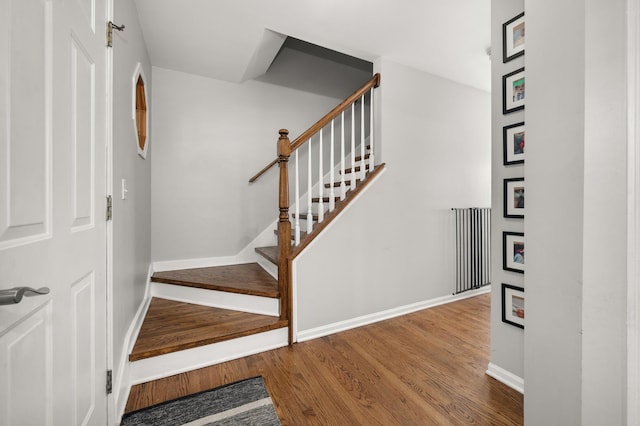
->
[133,0,491,92]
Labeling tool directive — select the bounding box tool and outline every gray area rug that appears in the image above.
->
[121,376,282,426]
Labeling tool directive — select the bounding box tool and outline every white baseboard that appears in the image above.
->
[150,281,279,316]
[486,362,524,394]
[114,265,154,424]
[152,219,279,273]
[153,256,255,272]
[296,285,490,342]
[129,327,288,385]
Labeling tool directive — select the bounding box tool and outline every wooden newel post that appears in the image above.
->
[277,129,292,338]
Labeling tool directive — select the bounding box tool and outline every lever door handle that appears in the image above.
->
[0,287,50,305]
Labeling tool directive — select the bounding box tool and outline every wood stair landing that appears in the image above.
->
[130,298,288,361]
[151,263,279,298]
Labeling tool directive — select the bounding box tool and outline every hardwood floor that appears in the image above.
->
[125,293,523,425]
[129,298,287,361]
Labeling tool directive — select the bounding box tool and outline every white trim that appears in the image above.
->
[128,327,288,385]
[150,282,279,317]
[297,285,490,342]
[486,362,524,394]
[113,265,153,424]
[153,256,254,272]
[105,0,114,423]
[628,0,640,423]
[291,261,298,343]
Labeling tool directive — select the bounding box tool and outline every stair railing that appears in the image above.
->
[250,73,382,343]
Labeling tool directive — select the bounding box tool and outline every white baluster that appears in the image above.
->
[306,139,313,234]
[340,111,346,200]
[318,129,324,223]
[369,88,375,172]
[294,150,300,245]
[329,120,335,212]
[360,94,365,180]
[350,103,356,190]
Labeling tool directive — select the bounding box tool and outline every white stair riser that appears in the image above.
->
[129,328,288,384]
[256,258,277,278]
[150,282,279,316]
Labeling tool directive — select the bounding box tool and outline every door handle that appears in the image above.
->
[0,287,50,305]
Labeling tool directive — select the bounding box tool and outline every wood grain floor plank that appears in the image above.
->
[129,298,287,361]
[125,293,523,425]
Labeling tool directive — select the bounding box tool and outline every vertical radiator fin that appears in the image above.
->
[452,208,491,294]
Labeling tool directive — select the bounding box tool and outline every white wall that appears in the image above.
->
[524,0,628,423]
[582,0,627,422]
[489,0,525,384]
[112,0,152,404]
[294,59,491,332]
[150,64,370,262]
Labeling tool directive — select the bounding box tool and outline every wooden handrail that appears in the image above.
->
[249,158,278,183]
[248,73,381,183]
[289,73,380,152]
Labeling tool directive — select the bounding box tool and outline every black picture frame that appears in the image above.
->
[503,122,525,165]
[504,178,525,218]
[501,283,525,329]
[503,12,525,63]
[503,231,525,273]
[502,67,525,114]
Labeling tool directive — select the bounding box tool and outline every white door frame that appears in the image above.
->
[628,0,640,423]
[106,0,115,424]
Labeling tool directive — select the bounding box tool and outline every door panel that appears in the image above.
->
[0,0,51,247]
[0,0,108,424]
[71,273,96,425]
[71,35,96,231]
[0,303,53,426]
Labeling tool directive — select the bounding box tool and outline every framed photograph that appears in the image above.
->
[503,12,525,63]
[503,231,525,273]
[504,178,525,218]
[503,122,525,165]
[501,283,525,329]
[502,67,525,114]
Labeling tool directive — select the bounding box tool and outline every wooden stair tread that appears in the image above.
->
[342,164,370,174]
[325,178,362,188]
[129,298,288,361]
[273,229,307,239]
[311,196,340,203]
[151,263,278,298]
[292,212,318,221]
[255,246,278,264]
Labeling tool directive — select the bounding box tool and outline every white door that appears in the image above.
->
[0,0,108,424]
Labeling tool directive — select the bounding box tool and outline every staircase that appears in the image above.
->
[127,74,384,385]
[128,263,289,383]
